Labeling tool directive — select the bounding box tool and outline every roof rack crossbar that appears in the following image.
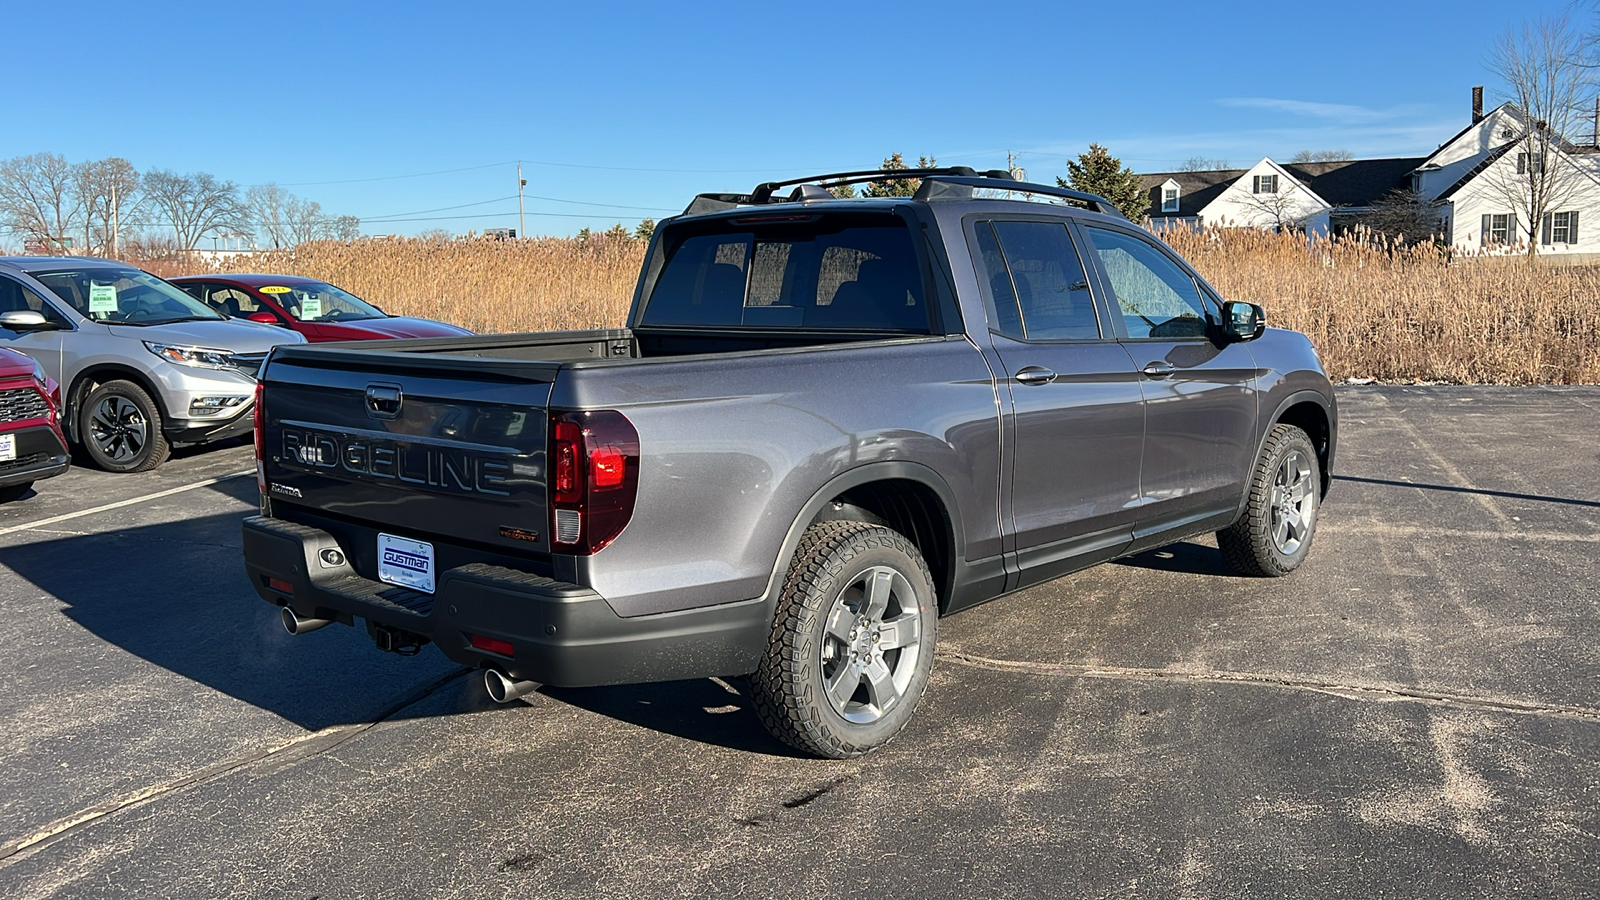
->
[679,168,1124,219]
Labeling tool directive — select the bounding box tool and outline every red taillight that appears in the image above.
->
[253,381,266,495]
[267,577,293,595]
[549,410,639,555]
[469,634,515,657]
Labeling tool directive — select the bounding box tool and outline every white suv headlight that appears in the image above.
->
[144,342,235,369]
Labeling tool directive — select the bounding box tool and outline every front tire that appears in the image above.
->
[78,380,170,473]
[750,521,938,759]
[1218,423,1321,576]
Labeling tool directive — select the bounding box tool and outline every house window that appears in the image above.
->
[1488,214,1511,246]
[1517,153,1544,175]
[1252,175,1278,194]
[1162,188,1179,212]
[1548,210,1580,245]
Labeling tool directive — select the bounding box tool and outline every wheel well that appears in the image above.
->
[64,366,168,444]
[1275,401,1331,495]
[811,479,955,612]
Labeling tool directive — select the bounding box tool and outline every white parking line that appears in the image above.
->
[0,470,254,537]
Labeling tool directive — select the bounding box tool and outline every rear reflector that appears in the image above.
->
[469,634,515,657]
[266,577,294,595]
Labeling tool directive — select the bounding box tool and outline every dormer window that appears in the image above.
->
[1161,180,1180,212]
[1252,174,1279,194]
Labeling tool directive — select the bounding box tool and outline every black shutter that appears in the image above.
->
[1570,211,1580,244]
[1542,212,1554,245]
[1481,214,1491,247]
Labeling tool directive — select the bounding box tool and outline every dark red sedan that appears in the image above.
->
[171,275,472,342]
[0,344,69,502]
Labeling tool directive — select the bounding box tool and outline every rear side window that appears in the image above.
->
[974,220,1101,341]
[1081,226,1209,339]
[641,217,929,331]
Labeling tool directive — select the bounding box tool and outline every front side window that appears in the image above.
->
[1081,226,1209,340]
[30,268,223,326]
[0,277,71,326]
[978,220,1100,341]
[641,217,928,331]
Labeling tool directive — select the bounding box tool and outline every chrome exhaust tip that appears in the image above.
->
[484,667,537,703]
[280,605,332,636]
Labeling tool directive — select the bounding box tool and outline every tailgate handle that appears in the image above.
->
[365,383,403,419]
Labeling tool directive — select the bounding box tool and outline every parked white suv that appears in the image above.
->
[0,257,305,472]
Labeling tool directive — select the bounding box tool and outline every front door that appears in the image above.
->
[972,218,1145,588]
[1077,224,1259,542]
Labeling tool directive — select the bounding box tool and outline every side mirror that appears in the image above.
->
[246,312,285,326]
[1220,301,1265,342]
[0,310,52,332]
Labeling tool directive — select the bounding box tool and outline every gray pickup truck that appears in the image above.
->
[244,168,1336,758]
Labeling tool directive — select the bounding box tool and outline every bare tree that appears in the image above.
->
[284,196,328,245]
[1484,14,1593,254]
[329,215,361,240]
[143,170,248,251]
[73,158,140,256]
[1353,188,1444,245]
[247,183,292,248]
[1178,156,1232,171]
[0,153,82,251]
[1289,149,1355,163]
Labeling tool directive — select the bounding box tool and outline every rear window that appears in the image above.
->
[640,216,929,331]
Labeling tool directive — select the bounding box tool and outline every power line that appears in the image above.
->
[361,194,521,221]
[258,161,517,188]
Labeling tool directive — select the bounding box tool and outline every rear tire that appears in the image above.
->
[0,482,32,503]
[750,521,938,759]
[1218,423,1320,576]
[78,380,170,473]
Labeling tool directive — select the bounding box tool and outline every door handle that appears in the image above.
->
[1141,362,1176,379]
[1013,366,1057,386]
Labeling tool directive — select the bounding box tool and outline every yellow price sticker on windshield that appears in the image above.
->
[259,286,291,294]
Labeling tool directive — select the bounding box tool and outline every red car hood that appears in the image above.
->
[313,317,473,340]
[0,347,40,380]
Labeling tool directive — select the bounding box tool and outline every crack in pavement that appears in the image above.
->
[0,666,472,870]
[940,649,1600,724]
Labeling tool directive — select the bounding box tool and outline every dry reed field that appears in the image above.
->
[149,227,1600,384]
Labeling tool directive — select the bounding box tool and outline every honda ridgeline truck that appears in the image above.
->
[244,169,1337,758]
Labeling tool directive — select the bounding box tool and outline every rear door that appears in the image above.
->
[970,218,1144,588]
[261,347,555,567]
[1077,223,1258,540]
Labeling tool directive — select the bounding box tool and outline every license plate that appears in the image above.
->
[0,434,13,462]
[378,533,435,593]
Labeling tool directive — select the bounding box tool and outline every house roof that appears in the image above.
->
[1138,169,1247,217]
[1141,157,1424,218]
[1432,142,1519,202]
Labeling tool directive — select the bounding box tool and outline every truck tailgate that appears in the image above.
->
[259,346,555,559]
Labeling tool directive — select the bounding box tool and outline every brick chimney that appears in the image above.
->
[1472,86,1484,124]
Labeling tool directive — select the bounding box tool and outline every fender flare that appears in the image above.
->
[1231,388,1336,521]
[754,461,966,612]
[63,365,171,445]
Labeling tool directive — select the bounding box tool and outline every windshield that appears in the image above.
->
[32,268,224,326]
[264,282,385,322]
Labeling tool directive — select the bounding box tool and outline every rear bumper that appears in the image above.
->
[0,425,71,488]
[242,515,768,687]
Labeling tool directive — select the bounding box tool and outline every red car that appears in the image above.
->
[0,344,69,502]
[170,275,473,342]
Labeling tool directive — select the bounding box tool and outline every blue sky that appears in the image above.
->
[1,0,1580,240]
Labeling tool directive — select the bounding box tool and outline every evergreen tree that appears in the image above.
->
[634,218,655,240]
[862,153,937,198]
[1058,144,1148,220]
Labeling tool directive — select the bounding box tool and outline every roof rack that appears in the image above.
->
[682,167,1125,219]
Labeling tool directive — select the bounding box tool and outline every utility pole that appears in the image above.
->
[517,163,526,240]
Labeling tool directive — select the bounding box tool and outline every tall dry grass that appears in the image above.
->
[146,227,1600,384]
[1160,227,1600,384]
[150,235,644,335]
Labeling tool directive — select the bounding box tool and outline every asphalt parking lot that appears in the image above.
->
[0,386,1597,899]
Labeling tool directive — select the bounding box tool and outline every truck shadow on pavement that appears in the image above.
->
[537,679,802,756]
[1112,541,1238,577]
[7,504,475,732]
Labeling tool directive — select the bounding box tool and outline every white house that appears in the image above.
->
[1141,88,1600,257]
